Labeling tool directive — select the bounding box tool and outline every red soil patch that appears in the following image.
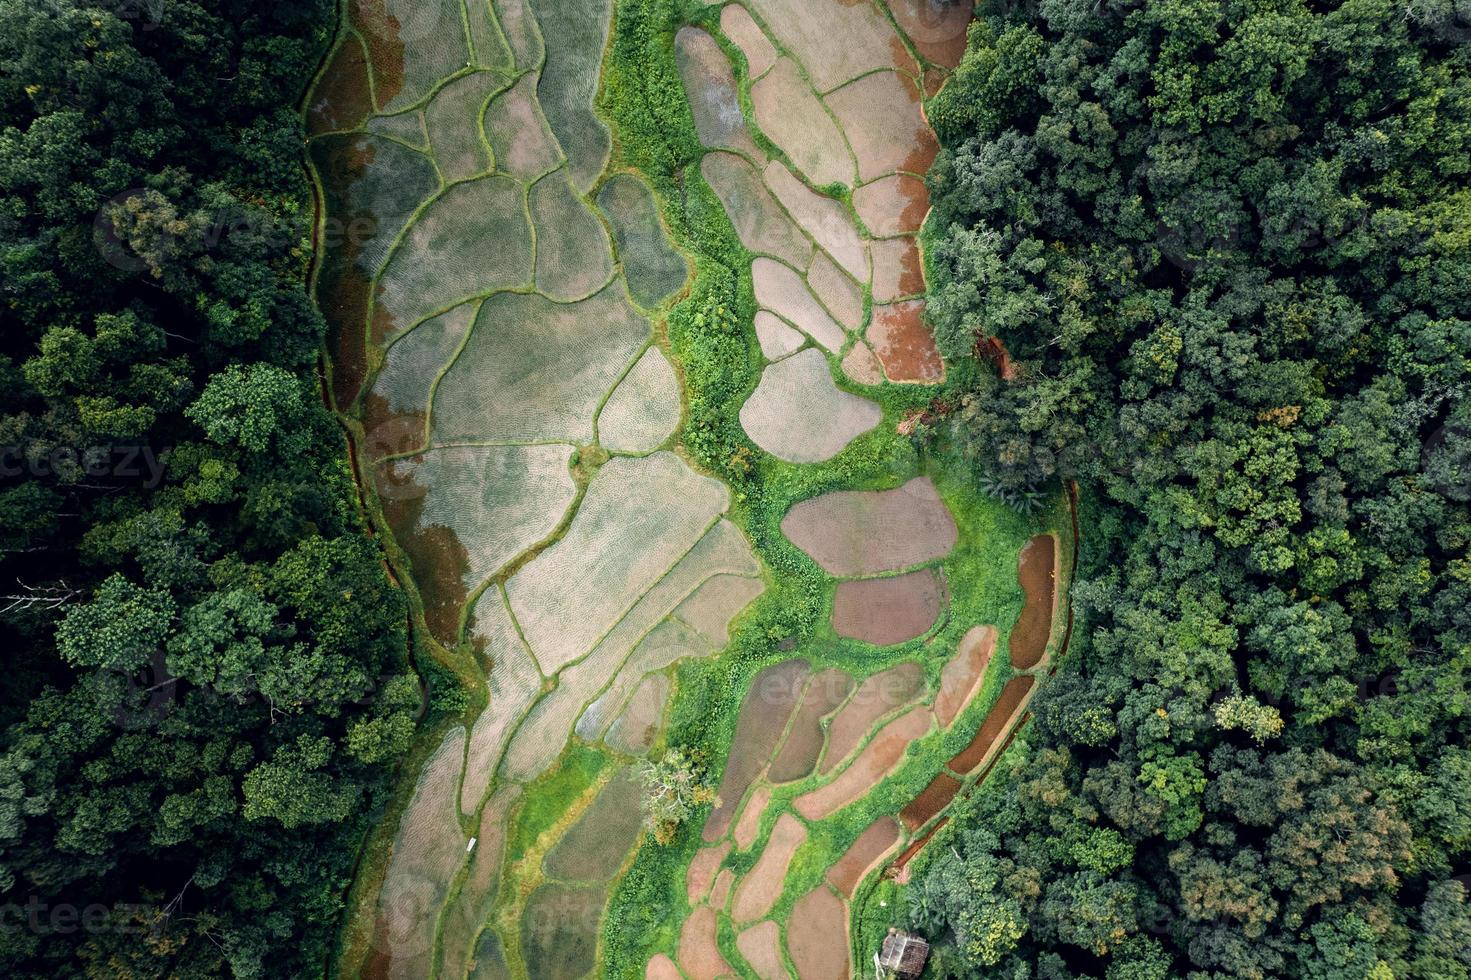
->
[871,236,926,302]
[826,817,902,897]
[769,668,855,783]
[934,625,996,727]
[885,0,973,69]
[646,953,682,980]
[736,921,787,980]
[704,660,811,841]
[733,784,771,851]
[821,663,925,774]
[349,0,407,110]
[831,569,946,646]
[868,301,944,383]
[795,706,931,820]
[947,675,1034,775]
[853,173,930,237]
[686,840,731,905]
[679,905,734,980]
[787,886,850,980]
[893,817,946,873]
[309,36,373,136]
[781,476,958,577]
[1010,534,1058,669]
[732,813,808,923]
[900,772,961,831]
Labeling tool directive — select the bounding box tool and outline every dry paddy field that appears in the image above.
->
[309,1,1075,978]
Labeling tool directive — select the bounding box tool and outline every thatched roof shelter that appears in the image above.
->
[877,928,930,978]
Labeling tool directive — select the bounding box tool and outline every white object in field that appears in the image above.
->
[466,837,477,853]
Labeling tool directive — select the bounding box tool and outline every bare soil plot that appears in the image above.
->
[762,162,867,281]
[440,785,521,979]
[362,299,477,449]
[508,452,729,673]
[597,174,689,308]
[805,251,865,330]
[853,174,930,237]
[820,663,925,774]
[721,4,777,77]
[598,347,682,454]
[646,953,682,980]
[431,284,647,445]
[605,673,670,755]
[781,476,957,577]
[675,27,761,157]
[531,171,615,301]
[521,883,605,979]
[704,659,811,841]
[842,344,884,386]
[483,73,563,181]
[736,920,789,980]
[868,301,943,383]
[745,0,917,92]
[369,727,467,977]
[934,625,996,728]
[825,817,901,897]
[376,176,533,333]
[732,812,809,923]
[545,771,644,882]
[751,58,854,189]
[702,152,812,269]
[674,573,766,648]
[352,0,469,111]
[529,0,613,191]
[869,236,926,303]
[831,568,946,645]
[740,349,882,464]
[768,668,854,783]
[309,36,372,135]
[733,784,772,851]
[424,71,506,182]
[755,312,806,361]
[752,259,846,353]
[1010,534,1058,669]
[948,675,1035,774]
[679,905,735,980]
[885,0,973,69]
[461,588,546,813]
[826,70,937,182]
[794,705,931,820]
[786,885,850,980]
[710,869,735,910]
[687,840,732,904]
[900,772,961,830]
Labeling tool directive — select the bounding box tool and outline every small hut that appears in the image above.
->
[876,928,930,979]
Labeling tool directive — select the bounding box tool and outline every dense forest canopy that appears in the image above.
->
[908,0,1471,977]
[0,1,421,975]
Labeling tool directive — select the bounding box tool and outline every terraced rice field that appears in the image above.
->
[310,2,1077,978]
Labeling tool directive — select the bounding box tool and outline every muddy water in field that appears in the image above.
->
[948,675,1035,774]
[768,668,854,783]
[704,660,811,841]
[1010,534,1058,669]
[831,568,946,646]
[825,817,901,897]
[935,625,996,727]
[900,771,962,830]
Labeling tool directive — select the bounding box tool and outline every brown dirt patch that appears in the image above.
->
[868,301,944,383]
[734,784,772,851]
[795,706,931,820]
[831,569,947,646]
[721,3,777,78]
[309,36,373,135]
[826,817,902,897]
[871,237,926,303]
[894,817,946,873]
[679,905,735,980]
[751,57,855,189]
[853,173,930,237]
[935,625,996,727]
[782,476,957,577]
[736,921,788,980]
[704,660,811,841]
[710,869,735,911]
[826,70,937,183]
[787,886,850,980]
[1010,534,1058,669]
[732,812,808,923]
[885,0,973,69]
[646,953,682,980]
[373,472,470,646]
[769,668,855,784]
[900,772,961,831]
[349,0,406,109]
[948,675,1035,774]
[821,663,925,774]
[686,840,732,905]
